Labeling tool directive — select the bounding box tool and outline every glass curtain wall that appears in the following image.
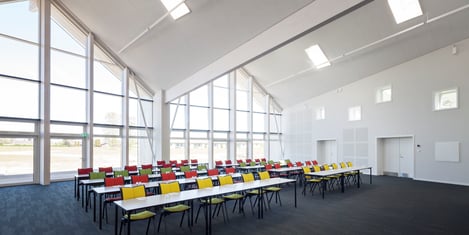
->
[169,70,282,167]
[0,0,154,185]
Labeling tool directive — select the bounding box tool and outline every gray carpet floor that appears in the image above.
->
[1,175,469,235]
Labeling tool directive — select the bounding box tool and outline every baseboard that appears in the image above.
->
[413,177,469,186]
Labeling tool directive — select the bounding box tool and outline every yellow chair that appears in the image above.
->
[258,171,283,206]
[195,177,228,223]
[313,165,330,192]
[241,173,268,215]
[158,181,191,232]
[218,175,245,214]
[119,185,156,235]
[302,167,322,196]
[323,163,340,190]
[346,161,360,184]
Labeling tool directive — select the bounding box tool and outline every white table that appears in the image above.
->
[113,177,296,235]
[237,165,265,173]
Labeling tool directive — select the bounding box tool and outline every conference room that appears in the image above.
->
[1,0,469,234]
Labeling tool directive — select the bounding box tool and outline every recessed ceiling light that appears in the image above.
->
[305,44,330,69]
[388,0,423,24]
[161,0,191,20]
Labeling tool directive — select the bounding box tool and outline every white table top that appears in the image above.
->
[304,166,371,177]
[115,177,295,211]
[268,166,304,173]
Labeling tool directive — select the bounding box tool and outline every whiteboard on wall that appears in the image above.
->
[435,142,460,162]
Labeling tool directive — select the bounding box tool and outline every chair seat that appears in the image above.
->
[246,189,265,195]
[306,179,321,183]
[264,186,281,192]
[223,193,244,200]
[124,210,156,221]
[163,204,190,213]
[201,198,224,204]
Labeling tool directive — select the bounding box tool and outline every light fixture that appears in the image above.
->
[305,44,330,69]
[161,0,191,20]
[387,0,423,24]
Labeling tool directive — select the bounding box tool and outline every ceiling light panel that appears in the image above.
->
[161,0,191,20]
[305,44,330,69]
[388,0,423,24]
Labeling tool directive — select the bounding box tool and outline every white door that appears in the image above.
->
[317,140,337,164]
[382,137,413,178]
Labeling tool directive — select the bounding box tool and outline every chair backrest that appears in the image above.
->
[78,167,93,175]
[296,161,303,167]
[261,158,266,162]
[157,160,166,166]
[197,165,207,171]
[124,165,138,171]
[285,159,291,164]
[242,173,255,182]
[191,159,198,164]
[162,163,172,168]
[160,167,172,174]
[302,166,311,174]
[139,168,152,175]
[215,160,223,166]
[225,160,232,165]
[113,170,129,177]
[313,165,321,172]
[207,168,219,176]
[340,162,347,168]
[89,171,106,180]
[218,175,234,186]
[131,174,149,184]
[264,164,273,170]
[274,163,281,169]
[169,160,177,165]
[249,161,256,166]
[181,159,189,165]
[196,177,213,189]
[175,163,183,167]
[258,171,270,180]
[161,172,176,181]
[255,159,260,162]
[184,170,198,178]
[141,164,153,169]
[225,167,235,174]
[160,181,181,194]
[305,161,312,166]
[347,161,353,167]
[259,161,267,166]
[105,177,124,187]
[268,160,274,164]
[287,162,294,168]
[246,159,252,163]
[312,160,319,165]
[236,159,243,164]
[332,163,339,169]
[323,164,331,170]
[180,165,191,172]
[99,167,113,173]
[121,185,146,200]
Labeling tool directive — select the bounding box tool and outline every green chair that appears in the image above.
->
[160,167,172,174]
[113,170,129,177]
[139,168,153,175]
[87,172,106,209]
[197,165,207,171]
[249,161,256,166]
[268,160,275,165]
[180,165,191,172]
[239,162,247,167]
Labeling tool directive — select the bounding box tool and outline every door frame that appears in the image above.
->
[375,135,415,178]
[316,139,338,164]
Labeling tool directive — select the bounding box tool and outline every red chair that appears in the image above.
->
[287,162,294,168]
[215,160,223,166]
[99,167,113,173]
[274,163,281,169]
[169,160,177,166]
[181,159,189,165]
[305,161,312,166]
[78,167,93,175]
[312,160,319,165]
[184,170,198,178]
[175,163,183,167]
[260,158,266,162]
[162,163,172,168]
[103,177,125,223]
[131,174,155,195]
[246,159,252,163]
[124,165,138,171]
[255,159,260,163]
[161,172,176,181]
[191,159,198,164]
[295,162,303,167]
[141,164,153,169]
[225,160,232,165]
[207,169,219,176]
[236,159,243,164]
[225,167,235,174]
[157,160,166,167]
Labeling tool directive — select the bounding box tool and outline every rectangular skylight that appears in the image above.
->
[161,0,191,20]
[387,0,423,24]
[305,44,330,69]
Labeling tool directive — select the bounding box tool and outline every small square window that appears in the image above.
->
[348,106,361,121]
[434,88,458,111]
[376,85,392,103]
[316,107,325,120]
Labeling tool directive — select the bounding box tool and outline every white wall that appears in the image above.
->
[283,37,469,185]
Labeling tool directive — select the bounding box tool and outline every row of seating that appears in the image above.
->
[302,161,359,196]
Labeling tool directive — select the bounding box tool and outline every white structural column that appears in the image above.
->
[156,90,169,162]
[122,68,130,165]
[39,0,51,185]
[229,71,236,161]
[85,33,94,168]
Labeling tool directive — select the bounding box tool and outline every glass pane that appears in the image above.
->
[213,132,228,139]
[253,86,266,112]
[190,132,207,138]
[253,112,265,132]
[0,0,38,42]
[50,124,83,134]
[94,60,122,95]
[51,50,86,88]
[129,99,153,127]
[170,130,184,138]
[236,142,247,160]
[0,37,38,80]
[213,109,229,131]
[129,78,153,99]
[0,77,38,118]
[93,137,122,167]
[50,138,83,179]
[236,70,249,90]
[129,137,152,166]
[129,129,148,137]
[270,114,281,133]
[439,90,457,109]
[189,85,208,106]
[94,93,122,125]
[213,87,229,108]
[51,7,86,56]
[0,121,35,132]
[170,139,185,161]
[253,140,265,159]
[0,138,34,183]
[51,86,86,122]
[170,104,185,129]
[236,90,248,111]
[213,141,228,162]
[189,139,208,164]
[236,111,248,132]
[93,127,120,136]
[213,74,228,88]
[190,106,208,130]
